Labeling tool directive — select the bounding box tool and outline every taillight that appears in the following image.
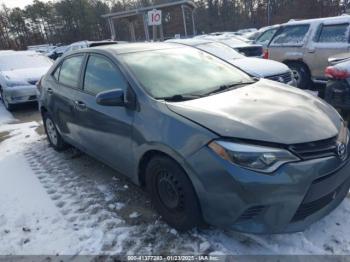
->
[325,66,350,80]
[262,49,269,59]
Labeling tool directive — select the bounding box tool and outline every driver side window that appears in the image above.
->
[83,54,127,96]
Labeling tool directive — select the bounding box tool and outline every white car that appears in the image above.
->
[194,34,263,57]
[166,38,296,86]
[0,51,53,111]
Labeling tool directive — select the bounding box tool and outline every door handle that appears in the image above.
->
[307,48,316,53]
[47,88,53,95]
[74,100,86,110]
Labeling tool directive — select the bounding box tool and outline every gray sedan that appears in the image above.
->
[38,43,350,233]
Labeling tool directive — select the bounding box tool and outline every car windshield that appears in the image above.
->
[0,53,52,71]
[120,47,252,99]
[196,42,244,60]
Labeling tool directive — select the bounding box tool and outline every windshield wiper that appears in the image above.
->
[157,94,203,102]
[201,81,256,96]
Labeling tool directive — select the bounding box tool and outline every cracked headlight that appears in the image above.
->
[209,141,300,173]
[337,121,349,145]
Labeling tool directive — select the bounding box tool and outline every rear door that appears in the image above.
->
[304,22,350,81]
[74,53,135,174]
[47,54,86,146]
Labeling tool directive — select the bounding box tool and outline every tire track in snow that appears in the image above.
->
[24,141,230,255]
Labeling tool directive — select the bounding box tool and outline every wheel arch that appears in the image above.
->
[138,149,180,187]
[283,59,311,76]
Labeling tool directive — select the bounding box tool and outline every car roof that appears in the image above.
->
[166,38,215,46]
[285,15,350,26]
[83,42,186,55]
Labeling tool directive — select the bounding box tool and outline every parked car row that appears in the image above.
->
[1,18,350,234]
[0,37,298,111]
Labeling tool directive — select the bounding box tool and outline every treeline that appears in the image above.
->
[0,0,347,50]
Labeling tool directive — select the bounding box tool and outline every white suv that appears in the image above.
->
[255,15,350,89]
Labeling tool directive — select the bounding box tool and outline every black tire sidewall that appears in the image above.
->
[146,156,202,231]
[289,63,311,90]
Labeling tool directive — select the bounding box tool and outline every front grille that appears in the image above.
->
[292,184,343,222]
[289,136,338,160]
[237,205,266,221]
[235,46,263,57]
[266,72,292,84]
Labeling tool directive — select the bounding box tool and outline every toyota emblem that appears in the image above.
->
[278,77,284,83]
[337,143,347,160]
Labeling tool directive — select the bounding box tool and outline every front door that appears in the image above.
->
[74,53,135,175]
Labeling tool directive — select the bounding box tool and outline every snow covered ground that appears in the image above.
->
[1,102,350,256]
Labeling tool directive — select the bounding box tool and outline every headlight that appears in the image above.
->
[208,141,300,173]
[337,121,349,145]
[6,80,29,87]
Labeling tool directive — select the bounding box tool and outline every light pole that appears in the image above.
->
[267,0,271,25]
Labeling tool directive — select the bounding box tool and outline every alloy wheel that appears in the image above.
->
[292,69,301,86]
[45,118,58,146]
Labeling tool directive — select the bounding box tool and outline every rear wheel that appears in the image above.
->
[43,112,68,151]
[145,155,203,231]
[287,62,312,90]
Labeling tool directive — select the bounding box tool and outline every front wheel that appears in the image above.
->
[43,112,68,151]
[288,62,312,90]
[146,156,203,231]
[1,89,14,111]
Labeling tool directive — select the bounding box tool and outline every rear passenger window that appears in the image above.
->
[271,25,310,46]
[59,55,84,88]
[256,28,278,45]
[317,23,349,43]
[83,55,127,95]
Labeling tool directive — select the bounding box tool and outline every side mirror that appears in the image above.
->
[96,89,125,107]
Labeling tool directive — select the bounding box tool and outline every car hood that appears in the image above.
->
[229,57,289,77]
[2,67,50,82]
[166,80,341,145]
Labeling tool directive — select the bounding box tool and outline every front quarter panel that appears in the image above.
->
[131,99,217,185]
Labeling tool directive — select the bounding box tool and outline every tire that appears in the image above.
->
[287,62,312,90]
[1,89,14,111]
[43,112,68,151]
[145,155,203,231]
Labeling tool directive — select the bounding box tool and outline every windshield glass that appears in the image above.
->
[0,53,52,71]
[120,47,252,99]
[197,42,244,60]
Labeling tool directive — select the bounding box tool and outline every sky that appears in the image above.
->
[0,0,51,9]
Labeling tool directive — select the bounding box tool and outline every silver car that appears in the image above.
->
[167,38,296,86]
[0,51,53,111]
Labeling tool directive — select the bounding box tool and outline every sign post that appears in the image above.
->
[147,9,162,41]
